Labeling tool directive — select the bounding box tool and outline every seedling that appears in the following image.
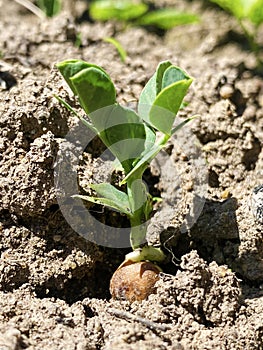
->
[103,37,127,62]
[14,0,61,18]
[137,8,199,30]
[89,0,199,30]
[89,0,148,22]
[56,59,194,300]
[210,0,263,67]
[36,0,61,17]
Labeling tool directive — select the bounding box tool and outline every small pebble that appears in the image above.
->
[221,189,231,199]
[220,85,234,99]
[251,185,263,224]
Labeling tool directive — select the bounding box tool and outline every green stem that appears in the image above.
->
[157,133,170,147]
[126,134,170,250]
[129,218,147,250]
[127,175,149,250]
[125,246,166,263]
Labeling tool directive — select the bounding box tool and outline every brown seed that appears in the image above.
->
[110,260,161,302]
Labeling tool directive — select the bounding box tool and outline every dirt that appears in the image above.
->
[0,0,263,349]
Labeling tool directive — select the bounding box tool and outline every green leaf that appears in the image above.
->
[210,0,263,26]
[57,59,157,174]
[248,0,263,26]
[121,143,163,184]
[37,0,61,17]
[156,61,173,94]
[90,0,148,21]
[162,65,189,89]
[209,0,259,20]
[138,9,199,30]
[70,67,116,114]
[56,60,110,96]
[122,115,197,184]
[209,0,243,19]
[90,183,132,214]
[151,78,193,135]
[73,194,132,216]
[139,64,193,135]
[138,61,172,118]
[57,59,116,116]
[137,73,157,110]
[90,104,154,174]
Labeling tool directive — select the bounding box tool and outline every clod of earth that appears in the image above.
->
[110,260,161,302]
[251,184,263,224]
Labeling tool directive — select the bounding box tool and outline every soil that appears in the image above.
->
[0,0,263,349]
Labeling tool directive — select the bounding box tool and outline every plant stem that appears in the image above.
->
[126,134,171,250]
[129,218,148,250]
[127,175,149,250]
[157,133,170,147]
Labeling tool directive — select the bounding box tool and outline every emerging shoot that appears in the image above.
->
[56,59,193,301]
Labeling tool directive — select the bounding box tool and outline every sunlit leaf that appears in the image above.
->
[90,104,154,173]
[90,0,148,21]
[248,0,263,26]
[138,9,199,30]
[73,193,132,216]
[56,60,111,97]
[138,62,193,134]
[209,0,263,24]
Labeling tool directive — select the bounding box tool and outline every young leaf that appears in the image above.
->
[138,63,193,135]
[209,0,245,19]
[90,0,148,21]
[73,194,132,216]
[156,61,173,95]
[89,183,132,214]
[121,143,163,184]
[138,9,199,30]
[90,104,154,173]
[122,115,197,184]
[56,60,111,97]
[248,0,263,26]
[138,61,172,110]
[208,0,263,22]
[162,66,189,89]
[210,0,263,26]
[137,73,156,112]
[70,67,116,114]
[150,77,193,134]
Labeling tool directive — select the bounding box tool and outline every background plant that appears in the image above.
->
[209,0,263,67]
[36,0,61,17]
[89,0,199,30]
[56,59,193,263]
[103,37,127,62]
[14,0,61,18]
